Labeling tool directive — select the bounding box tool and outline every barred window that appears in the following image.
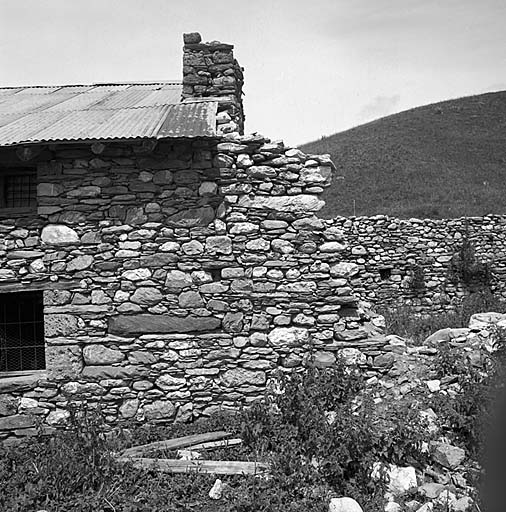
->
[0,291,45,373]
[0,169,37,211]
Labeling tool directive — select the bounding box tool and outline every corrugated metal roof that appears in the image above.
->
[0,82,218,146]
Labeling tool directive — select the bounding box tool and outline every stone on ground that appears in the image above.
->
[432,442,466,469]
[384,501,401,512]
[328,497,363,512]
[209,478,223,500]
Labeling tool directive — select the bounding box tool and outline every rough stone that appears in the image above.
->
[178,291,205,308]
[0,396,17,416]
[314,351,336,368]
[223,312,244,332]
[67,255,94,271]
[143,400,176,421]
[374,463,418,495]
[131,287,163,306]
[167,207,215,227]
[268,327,310,348]
[166,270,193,291]
[41,225,79,245]
[156,374,187,390]
[83,345,124,365]
[237,194,325,212]
[206,236,233,254]
[128,350,157,365]
[469,312,506,331]
[208,478,223,500]
[46,410,71,426]
[45,314,79,337]
[432,442,466,469]
[45,345,83,379]
[221,368,266,387]
[328,497,364,512]
[119,399,139,419]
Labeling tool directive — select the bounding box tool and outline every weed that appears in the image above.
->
[380,290,506,343]
[239,360,431,511]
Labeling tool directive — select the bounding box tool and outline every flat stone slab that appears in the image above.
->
[237,194,324,212]
[0,414,36,431]
[108,314,221,336]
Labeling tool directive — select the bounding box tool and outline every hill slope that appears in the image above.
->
[300,91,506,219]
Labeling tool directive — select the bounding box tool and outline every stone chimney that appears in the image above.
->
[182,32,245,135]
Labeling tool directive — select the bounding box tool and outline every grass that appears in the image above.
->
[299,90,506,219]
[380,289,506,343]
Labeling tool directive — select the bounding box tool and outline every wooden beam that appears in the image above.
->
[120,431,233,458]
[116,457,269,476]
[0,280,81,293]
[188,438,242,451]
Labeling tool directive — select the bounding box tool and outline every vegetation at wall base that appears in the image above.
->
[0,361,432,512]
[300,91,506,219]
[408,263,426,293]
[449,231,492,288]
[381,289,506,343]
[1,347,502,511]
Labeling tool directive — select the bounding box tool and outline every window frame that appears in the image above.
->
[0,290,46,376]
[0,167,37,217]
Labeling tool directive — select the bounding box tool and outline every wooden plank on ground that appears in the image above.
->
[120,431,232,458]
[117,457,269,475]
[188,438,242,450]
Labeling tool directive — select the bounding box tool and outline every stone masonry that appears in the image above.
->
[1,33,502,443]
[331,215,506,313]
[182,32,245,136]
[0,133,388,443]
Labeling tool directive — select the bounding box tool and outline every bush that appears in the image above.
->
[239,359,431,511]
[408,263,426,293]
[0,361,447,511]
[449,234,492,288]
[431,340,506,460]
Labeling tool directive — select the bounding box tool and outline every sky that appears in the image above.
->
[1,0,505,146]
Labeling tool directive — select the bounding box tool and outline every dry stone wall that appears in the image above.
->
[2,129,506,443]
[2,130,505,442]
[0,135,387,443]
[330,215,506,312]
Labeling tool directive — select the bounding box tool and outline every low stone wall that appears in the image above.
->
[329,215,506,313]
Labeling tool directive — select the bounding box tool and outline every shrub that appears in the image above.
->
[432,339,506,460]
[239,360,431,511]
[408,263,425,293]
[449,232,492,288]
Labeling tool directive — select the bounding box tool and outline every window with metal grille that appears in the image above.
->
[0,291,45,373]
[0,169,37,212]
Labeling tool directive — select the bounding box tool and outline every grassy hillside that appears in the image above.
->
[300,91,506,219]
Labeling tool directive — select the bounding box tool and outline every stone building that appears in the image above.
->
[0,33,380,442]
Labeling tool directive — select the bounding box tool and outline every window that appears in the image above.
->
[379,267,392,280]
[0,168,37,213]
[0,291,45,373]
